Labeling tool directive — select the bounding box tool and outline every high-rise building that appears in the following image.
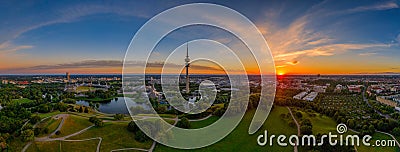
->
[66,72,70,82]
[185,43,190,93]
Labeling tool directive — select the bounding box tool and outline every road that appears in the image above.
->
[362,90,391,119]
[287,107,300,152]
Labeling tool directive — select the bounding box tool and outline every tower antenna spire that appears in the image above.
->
[185,42,190,93]
[186,42,189,57]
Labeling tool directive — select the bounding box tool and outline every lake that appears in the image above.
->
[76,97,151,114]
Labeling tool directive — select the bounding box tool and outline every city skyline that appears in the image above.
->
[1,0,400,75]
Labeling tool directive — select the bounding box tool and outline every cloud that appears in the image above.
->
[397,34,400,44]
[345,1,399,13]
[3,59,224,73]
[257,1,391,67]
[286,61,299,65]
[275,43,386,59]
[359,52,377,56]
[5,2,152,44]
[0,41,33,56]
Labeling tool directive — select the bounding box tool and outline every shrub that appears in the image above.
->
[176,117,190,129]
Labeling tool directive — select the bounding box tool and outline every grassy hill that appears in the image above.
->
[155,106,297,151]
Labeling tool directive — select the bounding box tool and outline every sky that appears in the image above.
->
[0,0,400,75]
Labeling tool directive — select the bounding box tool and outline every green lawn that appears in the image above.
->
[36,117,63,137]
[7,137,27,152]
[134,113,177,118]
[61,140,99,152]
[12,98,34,104]
[76,86,95,92]
[155,106,296,151]
[51,115,93,138]
[27,141,60,152]
[190,116,220,129]
[67,122,153,151]
[27,140,99,152]
[292,108,338,134]
[36,111,62,119]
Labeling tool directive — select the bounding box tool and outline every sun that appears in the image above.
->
[278,72,285,76]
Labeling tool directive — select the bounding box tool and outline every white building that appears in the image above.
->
[313,85,327,93]
[303,92,318,101]
[293,92,308,100]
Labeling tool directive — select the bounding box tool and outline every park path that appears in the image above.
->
[35,125,94,142]
[22,114,68,152]
[23,112,212,152]
[287,107,300,152]
[22,114,95,152]
[189,114,212,122]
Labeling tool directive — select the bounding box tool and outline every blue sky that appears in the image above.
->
[0,0,399,74]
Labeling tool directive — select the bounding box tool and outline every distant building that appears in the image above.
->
[347,85,363,93]
[293,91,308,100]
[66,72,70,82]
[376,95,400,107]
[1,80,8,84]
[313,85,327,93]
[334,84,343,92]
[303,92,318,101]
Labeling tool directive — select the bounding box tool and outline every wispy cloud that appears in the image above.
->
[0,41,33,56]
[359,52,378,56]
[258,1,392,68]
[397,34,400,44]
[2,59,224,74]
[10,3,150,43]
[345,1,398,13]
[286,61,299,65]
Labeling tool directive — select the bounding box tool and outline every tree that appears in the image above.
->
[300,119,312,127]
[78,106,83,113]
[295,111,303,119]
[300,125,313,135]
[30,115,41,124]
[347,119,355,129]
[21,129,34,141]
[94,119,104,127]
[57,102,68,112]
[300,119,313,135]
[89,116,97,123]
[368,125,375,134]
[134,129,149,142]
[63,98,76,104]
[213,108,225,117]
[127,121,139,132]
[84,107,89,113]
[392,127,400,136]
[176,117,191,129]
[114,114,124,121]
[88,116,104,127]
